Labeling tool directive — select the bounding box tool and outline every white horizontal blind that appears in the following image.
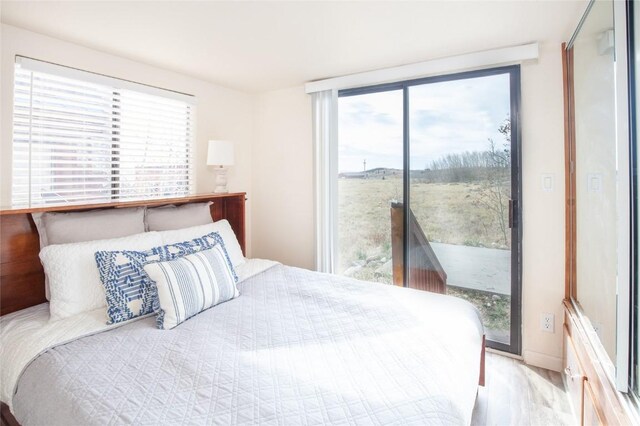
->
[12,58,195,208]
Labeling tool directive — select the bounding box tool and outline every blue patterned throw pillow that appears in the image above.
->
[95,232,236,324]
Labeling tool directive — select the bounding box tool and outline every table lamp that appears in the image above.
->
[207,140,234,193]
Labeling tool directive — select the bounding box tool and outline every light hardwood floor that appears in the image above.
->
[472,352,577,426]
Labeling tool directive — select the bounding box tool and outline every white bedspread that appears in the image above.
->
[3,260,483,425]
[0,258,278,409]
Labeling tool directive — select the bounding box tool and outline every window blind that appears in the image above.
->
[12,57,196,208]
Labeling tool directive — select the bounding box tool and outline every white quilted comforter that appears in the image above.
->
[2,261,483,425]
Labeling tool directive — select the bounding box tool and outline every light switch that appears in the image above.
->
[541,174,554,192]
[587,173,602,193]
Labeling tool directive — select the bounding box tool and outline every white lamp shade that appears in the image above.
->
[207,140,235,166]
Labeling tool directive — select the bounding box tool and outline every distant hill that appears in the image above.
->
[338,166,508,183]
[338,168,433,179]
[338,168,402,179]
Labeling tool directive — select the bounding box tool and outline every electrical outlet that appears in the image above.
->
[540,313,555,333]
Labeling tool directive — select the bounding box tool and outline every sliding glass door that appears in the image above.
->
[407,70,520,351]
[337,66,521,353]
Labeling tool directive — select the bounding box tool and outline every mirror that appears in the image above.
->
[568,0,617,368]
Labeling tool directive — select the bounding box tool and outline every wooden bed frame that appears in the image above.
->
[0,193,246,317]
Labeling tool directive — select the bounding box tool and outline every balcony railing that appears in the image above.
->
[390,202,447,294]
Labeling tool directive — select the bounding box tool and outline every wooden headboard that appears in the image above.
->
[0,193,246,316]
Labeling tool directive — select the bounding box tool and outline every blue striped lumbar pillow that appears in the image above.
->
[143,243,239,329]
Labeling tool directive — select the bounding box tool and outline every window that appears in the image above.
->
[11,57,195,208]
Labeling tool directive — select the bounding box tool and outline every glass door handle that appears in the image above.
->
[508,199,515,229]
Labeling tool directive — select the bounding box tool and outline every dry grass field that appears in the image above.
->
[337,177,509,271]
[337,176,511,335]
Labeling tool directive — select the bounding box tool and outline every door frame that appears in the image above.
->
[339,65,523,354]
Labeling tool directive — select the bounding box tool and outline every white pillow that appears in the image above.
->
[158,220,245,269]
[40,231,163,321]
[32,207,146,300]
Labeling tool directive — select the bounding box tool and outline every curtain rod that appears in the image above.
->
[304,42,539,94]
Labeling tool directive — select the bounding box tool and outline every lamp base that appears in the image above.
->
[213,167,229,193]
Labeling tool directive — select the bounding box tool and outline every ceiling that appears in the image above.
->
[1,1,587,93]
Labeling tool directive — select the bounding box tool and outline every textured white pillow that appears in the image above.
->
[40,231,163,321]
[32,207,146,301]
[145,202,213,231]
[158,220,245,269]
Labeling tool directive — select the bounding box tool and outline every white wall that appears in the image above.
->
[252,42,568,371]
[0,24,256,254]
[252,87,314,269]
[519,42,567,371]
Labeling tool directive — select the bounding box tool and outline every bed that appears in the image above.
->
[0,195,485,426]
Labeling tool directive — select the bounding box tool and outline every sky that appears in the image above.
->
[338,73,511,173]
